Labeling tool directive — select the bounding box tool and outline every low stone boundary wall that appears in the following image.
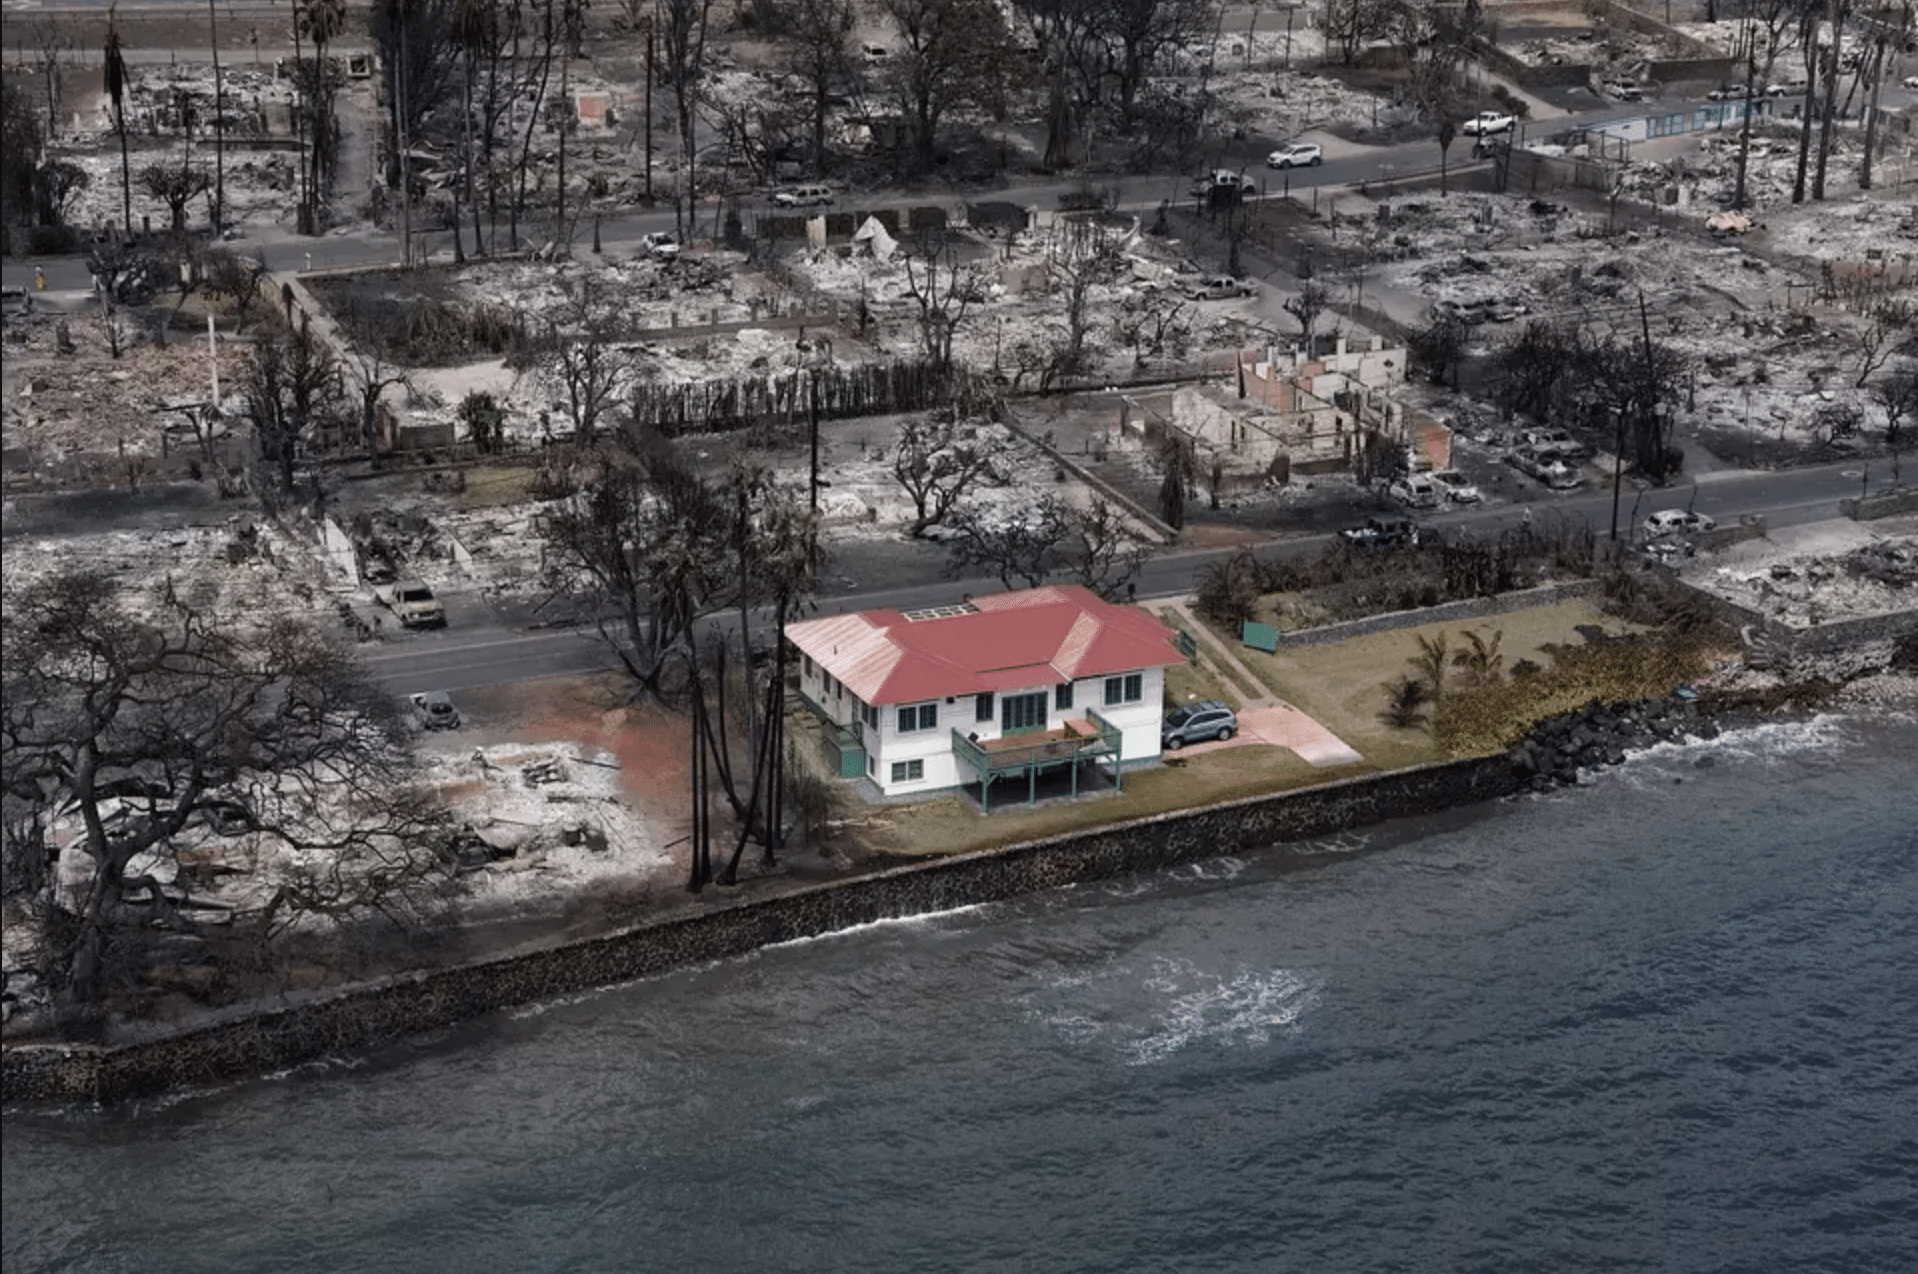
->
[1843,490,1918,522]
[2,755,1520,1104]
[1276,580,1603,648]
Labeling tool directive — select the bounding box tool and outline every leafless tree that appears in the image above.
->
[785,0,856,173]
[1407,313,1468,388]
[893,409,1010,536]
[1,568,455,1024]
[902,239,987,370]
[246,321,343,499]
[881,0,1016,175]
[197,246,262,325]
[1855,300,1914,388]
[96,300,139,360]
[659,0,717,236]
[1283,281,1331,356]
[510,275,633,443]
[1871,364,1917,447]
[1105,0,1215,121]
[87,241,174,306]
[944,496,1074,588]
[1323,0,1395,66]
[1058,498,1148,598]
[536,436,730,692]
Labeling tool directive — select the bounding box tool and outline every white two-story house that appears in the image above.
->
[787,585,1188,808]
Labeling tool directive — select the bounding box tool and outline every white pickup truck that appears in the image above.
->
[1461,110,1516,136]
[376,580,447,629]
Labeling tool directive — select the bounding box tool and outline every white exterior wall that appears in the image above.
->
[797,657,858,729]
[1093,666,1169,764]
[866,698,961,795]
[869,669,1170,797]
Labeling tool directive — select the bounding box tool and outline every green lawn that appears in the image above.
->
[1198,597,1655,767]
[854,742,1361,859]
[1150,606,1260,709]
[849,598,1676,861]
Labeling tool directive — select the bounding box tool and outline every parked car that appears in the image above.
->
[377,580,447,629]
[1482,299,1528,322]
[1431,470,1481,503]
[1162,701,1238,749]
[1185,274,1256,300]
[1387,474,1442,509]
[639,231,680,260]
[1905,75,1918,90]
[410,691,462,731]
[1340,515,1427,548]
[1706,82,1754,101]
[1644,509,1717,538]
[1432,298,1492,325]
[1461,110,1516,136]
[1507,446,1581,489]
[1190,169,1250,199]
[1767,79,1808,97]
[771,184,834,208]
[1603,80,1645,102]
[1520,426,1589,460]
[1266,142,1323,169]
[0,285,33,317]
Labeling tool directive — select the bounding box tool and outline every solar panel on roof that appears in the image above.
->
[900,603,980,621]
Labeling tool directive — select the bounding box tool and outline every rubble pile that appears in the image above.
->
[1200,67,1406,142]
[3,324,253,480]
[424,741,665,899]
[1702,535,1918,629]
[1510,26,1696,71]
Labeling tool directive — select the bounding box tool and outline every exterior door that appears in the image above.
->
[1001,691,1047,735]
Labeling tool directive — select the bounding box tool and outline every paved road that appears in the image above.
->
[359,455,1892,696]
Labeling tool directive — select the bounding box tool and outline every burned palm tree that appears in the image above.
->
[104,7,132,233]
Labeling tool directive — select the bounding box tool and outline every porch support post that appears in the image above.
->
[1027,763,1036,806]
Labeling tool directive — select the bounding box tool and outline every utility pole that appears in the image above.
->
[808,371,821,514]
[207,0,225,231]
[645,23,655,204]
[396,18,414,267]
[1858,21,1891,189]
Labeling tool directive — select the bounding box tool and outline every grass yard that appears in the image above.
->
[1226,597,1654,765]
[850,741,1360,859]
[1149,607,1260,709]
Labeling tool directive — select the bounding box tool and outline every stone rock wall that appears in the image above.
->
[3,756,1520,1105]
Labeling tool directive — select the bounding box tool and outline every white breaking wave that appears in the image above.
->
[758,903,990,952]
[1611,713,1863,786]
[1123,960,1320,1066]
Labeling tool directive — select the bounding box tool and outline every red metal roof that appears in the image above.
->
[786,585,1186,706]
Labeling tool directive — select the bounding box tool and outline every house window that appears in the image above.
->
[1103,672,1144,706]
[975,692,995,722]
[861,703,880,729]
[1001,691,1047,734]
[804,654,816,678]
[897,703,937,733]
[1055,682,1074,711]
[890,759,924,783]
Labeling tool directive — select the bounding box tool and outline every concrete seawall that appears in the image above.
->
[3,755,1519,1104]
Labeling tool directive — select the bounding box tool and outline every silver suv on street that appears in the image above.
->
[1162,701,1238,749]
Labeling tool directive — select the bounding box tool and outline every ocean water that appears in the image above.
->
[5,714,1917,1274]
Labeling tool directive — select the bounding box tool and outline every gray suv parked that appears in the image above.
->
[1162,700,1238,749]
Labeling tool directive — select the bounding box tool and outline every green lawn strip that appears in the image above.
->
[1229,598,1652,764]
[1150,607,1261,707]
[853,744,1360,859]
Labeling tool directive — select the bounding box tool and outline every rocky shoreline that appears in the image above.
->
[1509,667,1917,792]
